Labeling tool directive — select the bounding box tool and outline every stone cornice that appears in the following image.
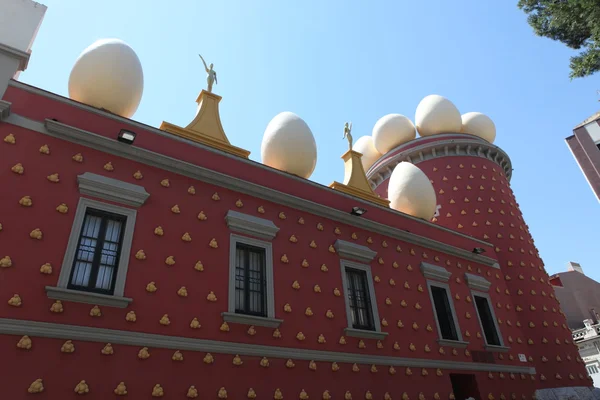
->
[420,262,452,282]
[0,318,536,375]
[0,43,31,71]
[77,172,150,208]
[225,210,280,240]
[368,136,513,190]
[334,239,378,263]
[2,113,498,268]
[465,273,492,292]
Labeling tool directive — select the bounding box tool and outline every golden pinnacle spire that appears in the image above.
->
[329,149,389,207]
[160,90,249,158]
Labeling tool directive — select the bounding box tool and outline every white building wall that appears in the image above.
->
[574,321,600,388]
[0,0,47,53]
[0,0,46,98]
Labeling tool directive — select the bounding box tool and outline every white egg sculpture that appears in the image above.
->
[461,112,496,143]
[388,162,437,220]
[353,136,382,172]
[372,114,416,154]
[261,112,317,179]
[415,95,462,137]
[68,39,144,118]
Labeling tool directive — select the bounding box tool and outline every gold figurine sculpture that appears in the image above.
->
[343,122,353,151]
[199,54,218,93]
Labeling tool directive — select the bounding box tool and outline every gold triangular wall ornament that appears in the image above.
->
[329,122,389,207]
[160,76,249,158]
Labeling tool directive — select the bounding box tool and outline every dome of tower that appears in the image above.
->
[372,114,416,154]
[353,135,382,172]
[461,112,496,143]
[415,95,462,137]
[388,162,437,220]
[261,112,317,179]
[68,39,144,118]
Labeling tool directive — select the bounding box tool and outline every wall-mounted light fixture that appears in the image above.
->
[351,206,367,217]
[117,129,136,144]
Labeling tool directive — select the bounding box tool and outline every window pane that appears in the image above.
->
[83,214,102,239]
[104,219,122,243]
[234,243,267,317]
[95,265,114,290]
[345,268,374,331]
[475,295,501,346]
[431,286,458,341]
[235,246,246,312]
[71,261,92,287]
[76,237,97,262]
[248,249,265,315]
[68,208,126,295]
[100,242,119,266]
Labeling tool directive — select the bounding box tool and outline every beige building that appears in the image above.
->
[551,262,600,387]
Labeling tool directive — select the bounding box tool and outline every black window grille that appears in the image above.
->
[345,267,375,331]
[235,243,267,317]
[431,285,459,341]
[474,295,502,346]
[68,208,127,295]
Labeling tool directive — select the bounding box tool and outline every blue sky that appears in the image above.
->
[21,0,600,279]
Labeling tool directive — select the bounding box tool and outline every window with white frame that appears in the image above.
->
[223,210,282,328]
[344,266,375,331]
[234,241,268,317]
[46,172,149,308]
[588,364,599,375]
[474,294,502,346]
[429,283,460,341]
[334,239,387,340]
[421,262,467,347]
[464,272,506,350]
[340,260,386,339]
[68,207,127,295]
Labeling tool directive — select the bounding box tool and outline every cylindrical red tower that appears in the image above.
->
[367,133,589,390]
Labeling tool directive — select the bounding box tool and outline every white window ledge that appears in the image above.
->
[344,327,388,340]
[225,210,279,240]
[221,312,283,328]
[46,286,132,308]
[334,240,377,263]
[437,339,470,348]
[465,273,491,292]
[421,262,452,282]
[484,344,510,353]
[77,172,150,208]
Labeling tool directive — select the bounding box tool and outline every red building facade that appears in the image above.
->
[0,4,594,394]
[0,77,592,400]
[368,133,593,395]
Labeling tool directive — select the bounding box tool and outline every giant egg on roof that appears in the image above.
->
[68,39,144,118]
[372,114,416,154]
[261,112,317,179]
[415,95,462,137]
[461,112,496,143]
[388,162,437,220]
[353,136,382,172]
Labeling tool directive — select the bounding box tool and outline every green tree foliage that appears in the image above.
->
[518,0,600,79]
